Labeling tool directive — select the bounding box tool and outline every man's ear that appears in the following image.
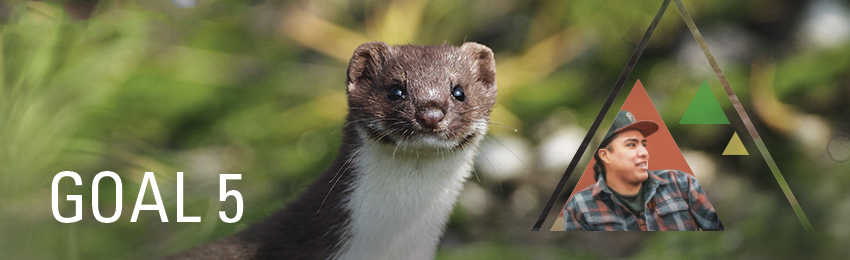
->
[460,42,496,89]
[347,41,390,92]
[598,149,610,165]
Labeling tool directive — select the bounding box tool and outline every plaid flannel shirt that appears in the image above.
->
[563,170,724,231]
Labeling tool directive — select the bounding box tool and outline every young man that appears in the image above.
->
[563,111,724,231]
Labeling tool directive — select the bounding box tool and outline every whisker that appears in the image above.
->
[458,119,518,132]
[475,145,498,185]
[486,136,532,174]
[319,135,377,212]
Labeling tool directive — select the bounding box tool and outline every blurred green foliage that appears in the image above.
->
[1,0,849,259]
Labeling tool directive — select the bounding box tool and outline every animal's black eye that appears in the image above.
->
[452,85,465,102]
[387,84,406,101]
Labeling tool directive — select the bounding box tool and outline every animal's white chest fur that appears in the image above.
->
[332,142,476,260]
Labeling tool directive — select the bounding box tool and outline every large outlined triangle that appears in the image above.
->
[679,81,730,124]
[551,81,723,231]
[533,0,812,231]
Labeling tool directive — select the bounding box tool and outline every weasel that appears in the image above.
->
[168,41,497,260]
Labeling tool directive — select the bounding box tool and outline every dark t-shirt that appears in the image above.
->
[610,182,647,216]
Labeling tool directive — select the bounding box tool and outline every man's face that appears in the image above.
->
[599,129,649,185]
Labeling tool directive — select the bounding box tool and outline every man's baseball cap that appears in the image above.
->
[601,110,659,144]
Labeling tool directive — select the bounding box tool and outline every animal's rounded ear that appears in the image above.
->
[460,42,496,88]
[347,42,391,92]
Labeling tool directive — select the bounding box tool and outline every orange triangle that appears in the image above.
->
[568,81,694,199]
[555,80,720,230]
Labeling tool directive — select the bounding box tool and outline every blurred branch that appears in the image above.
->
[373,0,429,44]
[751,56,831,154]
[275,90,348,137]
[496,27,590,98]
[279,8,371,62]
[25,1,66,23]
[751,57,802,135]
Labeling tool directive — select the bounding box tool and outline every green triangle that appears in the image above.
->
[679,81,730,124]
[723,132,749,155]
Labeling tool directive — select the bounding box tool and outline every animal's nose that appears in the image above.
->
[417,108,445,129]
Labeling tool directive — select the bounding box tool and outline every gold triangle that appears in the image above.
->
[551,217,564,231]
[723,132,749,155]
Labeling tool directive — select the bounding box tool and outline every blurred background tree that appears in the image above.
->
[1,0,849,259]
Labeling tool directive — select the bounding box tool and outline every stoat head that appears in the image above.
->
[345,42,497,152]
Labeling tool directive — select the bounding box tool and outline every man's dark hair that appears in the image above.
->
[593,134,617,181]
